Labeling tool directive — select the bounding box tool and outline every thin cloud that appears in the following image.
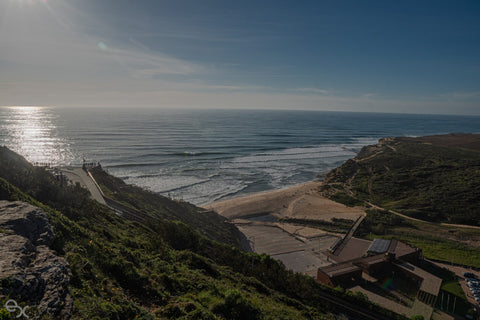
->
[452,91,480,100]
[295,88,331,95]
[2,1,479,115]
[0,1,204,82]
[3,79,480,115]
[106,46,203,78]
[128,37,151,52]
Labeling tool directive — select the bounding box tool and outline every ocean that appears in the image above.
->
[1,106,479,205]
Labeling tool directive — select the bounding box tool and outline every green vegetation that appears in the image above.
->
[0,309,9,320]
[0,147,407,319]
[402,236,480,267]
[323,136,480,225]
[356,208,474,316]
[323,135,480,267]
[419,263,470,315]
[356,209,480,267]
[281,218,355,234]
[441,281,466,301]
[90,166,242,247]
[357,209,413,236]
[328,191,364,207]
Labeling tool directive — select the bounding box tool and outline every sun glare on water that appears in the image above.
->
[2,106,73,166]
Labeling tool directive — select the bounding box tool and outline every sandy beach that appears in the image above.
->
[203,181,365,222]
[203,181,366,277]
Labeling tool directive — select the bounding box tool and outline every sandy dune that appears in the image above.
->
[203,181,365,222]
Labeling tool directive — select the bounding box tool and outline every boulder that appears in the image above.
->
[0,201,72,319]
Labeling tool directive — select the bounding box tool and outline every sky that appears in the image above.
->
[1,0,480,114]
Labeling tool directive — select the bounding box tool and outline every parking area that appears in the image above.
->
[465,273,480,305]
[428,260,480,317]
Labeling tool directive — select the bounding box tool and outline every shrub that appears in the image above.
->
[213,289,261,320]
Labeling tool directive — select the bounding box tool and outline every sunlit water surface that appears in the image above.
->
[1,106,479,204]
[0,107,74,165]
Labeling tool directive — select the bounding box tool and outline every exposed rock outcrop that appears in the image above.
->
[0,201,72,319]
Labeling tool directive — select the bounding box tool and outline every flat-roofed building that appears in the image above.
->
[318,236,439,319]
[316,262,363,287]
[387,239,421,264]
[394,262,442,306]
[368,238,391,254]
[317,238,423,290]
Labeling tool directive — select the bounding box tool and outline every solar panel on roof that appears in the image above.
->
[368,239,391,253]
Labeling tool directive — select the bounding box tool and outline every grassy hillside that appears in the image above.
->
[89,166,242,248]
[321,134,480,267]
[356,209,480,267]
[322,134,480,225]
[0,147,406,319]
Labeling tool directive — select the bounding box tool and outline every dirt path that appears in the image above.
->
[366,201,480,231]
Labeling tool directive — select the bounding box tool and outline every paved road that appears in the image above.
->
[62,167,402,319]
[60,167,107,205]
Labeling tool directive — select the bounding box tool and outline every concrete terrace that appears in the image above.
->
[236,224,338,276]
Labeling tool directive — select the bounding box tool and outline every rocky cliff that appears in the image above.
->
[0,201,72,319]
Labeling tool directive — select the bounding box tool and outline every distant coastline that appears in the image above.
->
[203,133,480,278]
[2,107,480,205]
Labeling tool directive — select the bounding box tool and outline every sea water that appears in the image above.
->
[1,106,479,205]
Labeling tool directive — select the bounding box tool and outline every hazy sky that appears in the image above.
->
[1,0,479,114]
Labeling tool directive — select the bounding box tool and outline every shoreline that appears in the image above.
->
[203,180,365,222]
[203,180,366,277]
